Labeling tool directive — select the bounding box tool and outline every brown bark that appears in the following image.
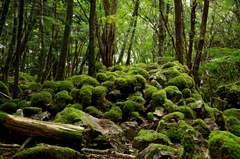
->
[55,0,73,81]
[174,0,183,64]
[187,0,197,70]
[192,0,210,86]
[0,0,10,38]
[158,0,165,59]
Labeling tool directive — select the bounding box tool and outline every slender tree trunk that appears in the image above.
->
[187,0,197,70]
[55,0,73,81]
[13,0,24,99]
[174,0,183,64]
[192,0,210,86]
[0,0,10,38]
[158,0,165,60]
[3,1,18,83]
[37,0,46,83]
[88,0,96,77]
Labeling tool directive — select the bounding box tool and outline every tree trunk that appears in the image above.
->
[0,112,85,149]
[158,0,165,60]
[192,0,210,86]
[174,0,183,64]
[13,0,24,99]
[187,0,197,70]
[55,0,73,81]
[88,0,96,77]
[2,1,18,83]
[0,0,10,38]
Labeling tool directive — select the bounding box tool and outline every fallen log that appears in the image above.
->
[0,112,86,149]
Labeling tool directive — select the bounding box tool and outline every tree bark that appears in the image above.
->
[0,0,10,38]
[187,0,197,70]
[88,0,96,77]
[0,112,85,148]
[158,0,165,59]
[13,0,24,99]
[192,0,210,86]
[55,0,73,81]
[174,0,183,64]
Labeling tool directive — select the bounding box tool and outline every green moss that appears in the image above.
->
[58,80,74,92]
[109,65,124,72]
[208,131,240,159]
[127,75,146,92]
[122,100,145,113]
[96,73,108,83]
[13,145,84,159]
[164,86,183,103]
[85,106,103,118]
[70,88,80,102]
[19,84,28,91]
[0,101,18,114]
[178,106,195,119]
[41,80,59,92]
[133,63,148,69]
[144,85,158,102]
[128,67,149,80]
[101,81,114,93]
[19,72,35,83]
[114,77,128,91]
[225,116,240,137]
[205,104,219,121]
[95,61,107,72]
[162,61,180,69]
[129,111,141,121]
[223,108,240,120]
[28,82,41,92]
[182,73,195,89]
[0,81,9,94]
[23,107,42,117]
[157,120,194,142]
[103,106,122,122]
[0,111,7,124]
[182,88,191,98]
[146,63,159,71]
[150,90,167,106]
[93,86,107,97]
[79,85,94,108]
[161,112,185,122]
[52,90,73,113]
[180,129,195,159]
[17,100,30,109]
[162,67,181,80]
[185,97,197,105]
[191,119,211,138]
[69,103,83,110]
[129,96,146,105]
[147,112,154,121]
[168,75,187,90]
[79,76,100,88]
[54,107,83,124]
[163,99,175,113]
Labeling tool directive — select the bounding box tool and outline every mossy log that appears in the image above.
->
[0,112,86,148]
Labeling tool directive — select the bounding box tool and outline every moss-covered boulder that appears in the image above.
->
[30,91,52,110]
[58,80,74,92]
[162,99,175,114]
[164,86,183,104]
[168,75,187,90]
[92,86,107,109]
[191,119,211,139]
[28,82,41,92]
[85,106,103,118]
[52,90,73,113]
[103,106,122,122]
[122,100,145,114]
[225,116,240,137]
[41,80,59,93]
[54,107,83,124]
[223,108,240,120]
[0,101,18,114]
[148,90,167,111]
[79,85,94,108]
[156,119,194,142]
[127,67,149,80]
[68,75,99,88]
[162,67,182,80]
[96,73,108,83]
[13,145,84,159]
[144,85,158,103]
[161,112,185,123]
[133,129,172,151]
[136,143,179,159]
[127,75,146,92]
[178,106,195,119]
[208,131,240,159]
[0,81,9,94]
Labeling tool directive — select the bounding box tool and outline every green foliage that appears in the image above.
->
[58,80,74,92]
[0,81,9,94]
[85,106,103,118]
[103,106,122,122]
[30,91,52,110]
[12,145,84,159]
[54,107,83,124]
[208,131,240,159]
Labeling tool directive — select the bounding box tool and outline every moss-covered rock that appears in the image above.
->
[28,82,41,92]
[58,80,74,92]
[185,97,197,105]
[161,112,185,123]
[133,129,172,151]
[178,106,195,119]
[68,75,99,88]
[0,101,18,114]
[122,100,145,114]
[52,90,73,113]
[103,106,122,122]
[164,86,183,104]
[114,77,129,91]
[17,100,30,109]
[157,119,194,142]
[54,107,83,124]
[162,67,181,80]
[144,85,158,103]
[136,143,178,159]
[85,106,103,118]
[208,130,240,159]
[225,116,240,137]
[223,108,240,120]
[95,61,107,72]
[129,96,146,105]
[69,103,83,110]
[23,107,42,117]
[127,75,146,92]
[191,119,211,139]
[163,99,175,114]
[168,75,187,90]
[0,81,9,94]
[96,73,108,83]
[41,80,59,93]
[13,145,84,159]
[149,90,167,110]
[79,85,94,108]
[162,61,181,69]
[128,67,149,80]
[182,88,191,98]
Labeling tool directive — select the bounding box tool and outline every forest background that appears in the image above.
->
[0,0,239,99]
